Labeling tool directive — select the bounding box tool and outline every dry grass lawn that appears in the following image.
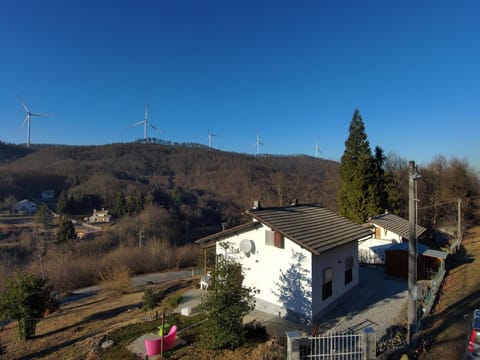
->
[0,280,186,360]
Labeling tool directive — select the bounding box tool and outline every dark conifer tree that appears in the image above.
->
[338,109,378,223]
[56,217,76,243]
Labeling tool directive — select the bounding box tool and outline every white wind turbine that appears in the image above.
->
[256,133,263,155]
[130,103,159,143]
[208,129,221,148]
[314,141,322,158]
[17,94,53,148]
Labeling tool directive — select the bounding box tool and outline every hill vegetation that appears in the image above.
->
[0,140,478,293]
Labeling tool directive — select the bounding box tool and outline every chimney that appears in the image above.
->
[253,200,261,209]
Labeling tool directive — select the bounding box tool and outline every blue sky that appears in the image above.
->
[1,0,479,171]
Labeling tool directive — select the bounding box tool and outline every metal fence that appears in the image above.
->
[286,328,376,360]
[298,332,365,360]
[421,266,446,321]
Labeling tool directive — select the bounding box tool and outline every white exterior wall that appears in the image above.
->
[311,241,359,317]
[358,238,395,264]
[374,225,402,242]
[216,223,312,321]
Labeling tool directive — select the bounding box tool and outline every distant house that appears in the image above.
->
[87,208,112,224]
[196,202,373,324]
[358,212,427,264]
[41,190,55,201]
[12,199,37,214]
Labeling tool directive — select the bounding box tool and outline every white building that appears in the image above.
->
[87,208,112,224]
[196,202,373,324]
[12,199,37,214]
[358,212,427,264]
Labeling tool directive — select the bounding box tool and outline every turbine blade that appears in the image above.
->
[130,120,144,127]
[16,94,29,113]
[30,113,53,117]
[149,122,157,130]
[21,115,28,128]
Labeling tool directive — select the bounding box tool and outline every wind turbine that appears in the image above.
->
[314,141,322,158]
[130,103,159,143]
[208,129,221,148]
[256,133,263,155]
[17,94,52,148]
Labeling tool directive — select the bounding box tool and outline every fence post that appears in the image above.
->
[286,330,301,360]
[364,327,376,360]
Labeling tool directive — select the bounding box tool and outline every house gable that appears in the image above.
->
[371,212,426,241]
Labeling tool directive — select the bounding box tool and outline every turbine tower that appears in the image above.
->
[208,129,221,148]
[315,142,322,158]
[256,133,263,155]
[17,94,52,148]
[130,103,159,143]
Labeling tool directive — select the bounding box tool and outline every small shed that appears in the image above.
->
[385,243,448,280]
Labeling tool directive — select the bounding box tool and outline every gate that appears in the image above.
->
[299,332,365,360]
[286,328,375,360]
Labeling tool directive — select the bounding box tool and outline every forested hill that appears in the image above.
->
[0,142,340,240]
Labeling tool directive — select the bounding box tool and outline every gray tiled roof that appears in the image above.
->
[371,212,427,240]
[195,222,262,247]
[248,204,373,255]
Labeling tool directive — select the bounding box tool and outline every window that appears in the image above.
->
[345,256,353,285]
[265,230,284,249]
[322,267,333,300]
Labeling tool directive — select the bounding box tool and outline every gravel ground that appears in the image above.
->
[315,265,408,341]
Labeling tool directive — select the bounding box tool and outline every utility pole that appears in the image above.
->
[457,198,463,251]
[408,160,421,346]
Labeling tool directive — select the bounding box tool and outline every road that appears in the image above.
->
[60,268,200,303]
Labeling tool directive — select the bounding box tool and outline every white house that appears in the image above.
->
[196,202,373,324]
[87,208,112,224]
[12,199,37,214]
[358,212,427,264]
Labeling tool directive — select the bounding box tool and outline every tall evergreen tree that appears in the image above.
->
[338,109,378,223]
[369,146,390,215]
[56,190,68,215]
[34,204,51,232]
[56,217,76,243]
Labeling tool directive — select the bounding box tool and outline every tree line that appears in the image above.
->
[338,109,479,230]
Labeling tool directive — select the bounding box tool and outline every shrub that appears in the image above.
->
[143,287,159,313]
[0,271,52,340]
[200,257,255,350]
[99,264,133,294]
[167,294,182,309]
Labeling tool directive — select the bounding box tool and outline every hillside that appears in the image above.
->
[0,142,340,241]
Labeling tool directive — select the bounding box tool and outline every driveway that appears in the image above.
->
[315,265,407,340]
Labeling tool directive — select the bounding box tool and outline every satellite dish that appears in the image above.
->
[240,239,253,254]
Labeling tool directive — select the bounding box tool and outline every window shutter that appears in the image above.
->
[274,231,284,248]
